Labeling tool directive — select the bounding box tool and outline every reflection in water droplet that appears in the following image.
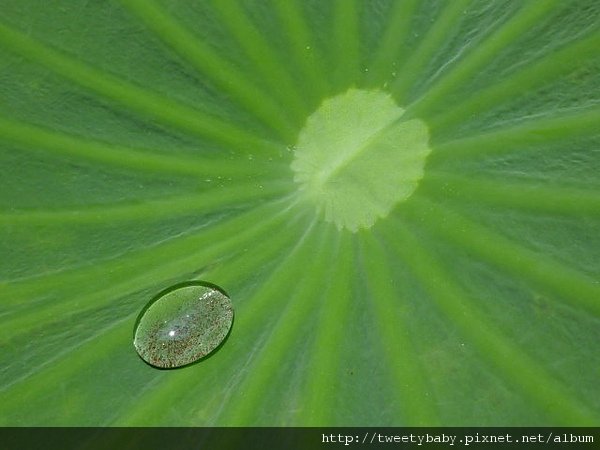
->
[133,283,234,369]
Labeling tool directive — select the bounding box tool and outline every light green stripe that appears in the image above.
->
[366,0,419,87]
[405,196,600,318]
[429,106,600,163]
[118,219,320,425]
[271,0,330,101]
[422,172,600,217]
[297,233,353,425]
[332,0,361,88]
[0,200,296,337]
[217,224,336,425]
[361,231,439,426]
[106,214,308,426]
[0,214,307,413]
[428,29,600,131]
[210,0,308,126]
[388,215,600,426]
[0,21,275,153]
[204,211,311,292]
[0,181,291,225]
[117,0,296,141]
[0,317,132,423]
[392,0,471,100]
[0,115,281,177]
[409,0,560,117]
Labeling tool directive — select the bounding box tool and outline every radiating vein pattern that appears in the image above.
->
[117,0,299,141]
[1,0,599,427]
[384,218,600,426]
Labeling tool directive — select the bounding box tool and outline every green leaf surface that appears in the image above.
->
[1,0,599,426]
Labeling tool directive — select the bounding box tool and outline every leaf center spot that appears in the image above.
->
[291,88,431,232]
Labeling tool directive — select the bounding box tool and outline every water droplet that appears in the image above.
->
[133,283,234,369]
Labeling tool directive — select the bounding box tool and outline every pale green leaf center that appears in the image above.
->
[291,88,431,232]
